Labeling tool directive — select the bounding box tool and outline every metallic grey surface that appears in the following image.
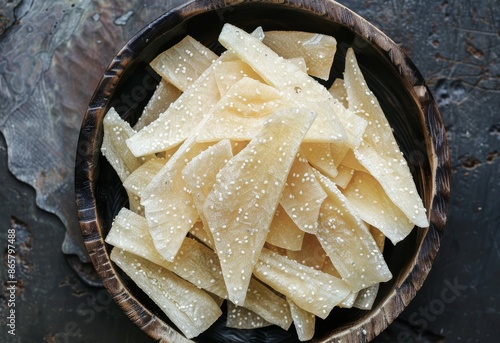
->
[0,0,499,342]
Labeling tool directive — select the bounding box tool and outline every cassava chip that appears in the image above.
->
[141,134,213,262]
[263,30,337,81]
[226,302,271,329]
[150,35,218,92]
[301,142,338,178]
[344,48,428,228]
[266,204,305,251]
[110,248,222,339]
[287,298,316,342]
[214,59,265,96]
[197,77,290,142]
[315,170,392,292]
[280,152,327,233]
[343,171,414,244]
[254,248,350,319]
[101,107,143,182]
[218,23,347,143]
[133,80,182,131]
[203,107,317,305]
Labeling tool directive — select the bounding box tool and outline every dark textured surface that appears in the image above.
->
[0,0,499,342]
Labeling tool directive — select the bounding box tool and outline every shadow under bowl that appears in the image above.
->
[75,1,451,342]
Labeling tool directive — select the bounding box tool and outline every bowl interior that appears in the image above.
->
[77,1,448,342]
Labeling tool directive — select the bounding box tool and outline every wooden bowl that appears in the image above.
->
[75,1,450,342]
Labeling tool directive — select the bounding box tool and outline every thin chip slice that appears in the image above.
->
[203,108,317,305]
[110,248,222,339]
[286,233,327,270]
[353,284,380,310]
[343,171,414,244]
[214,59,265,96]
[330,142,350,168]
[105,208,292,329]
[141,134,213,262]
[101,107,143,182]
[263,30,337,81]
[128,193,143,215]
[330,164,354,189]
[287,56,308,73]
[314,170,392,292]
[218,23,346,143]
[344,48,428,228]
[226,302,271,329]
[280,152,327,233]
[370,226,386,252]
[197,77,290,143]
[287,298,316,342]
[188,221,214,249]
[321,256,357,308]
[127,27,267,156]
[301,142,338,178]
[105,208,227,298]
[150,35,218,92]
[123,158,166,198]
[254,248,350,319]
[126,68,220,156]
[341,149,368,172]
[328,78,348,108]
[352,226,385,310]
[182,139,233,218]
[242,278,292,330]
[266,204,305,251]
[133,80,182,131]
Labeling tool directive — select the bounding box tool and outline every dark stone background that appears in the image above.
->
[0,0,499,342]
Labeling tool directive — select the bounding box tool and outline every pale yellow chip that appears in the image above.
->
[315,170,392,292]
[280,152,327,233]
[301,142,338,178]
[226,302,271,329]
[150,35,218,92]
[321,256,358,308]
[344,48,428,228]
[266,204,305,251]
[218,24,347,143]
[105,208,227,298]
[286,233,326,270]
[353,283,380,310]
[214,59,265,96]
[110,248,222,339]
[263,30,337,80]
[242,278,293,330]
[123,158,166,198]
[197,77,289,143]
[254,248,350,319]
[182,139,233,216]
[133,80,182,131]
[287,298,316,342]
[122,157,166,215]
[203,108,317,305]
[141,134,213,262]
[101,107,143,182]
[343,171,414,244]
[328,78,348,108]
[330,164,355,189]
